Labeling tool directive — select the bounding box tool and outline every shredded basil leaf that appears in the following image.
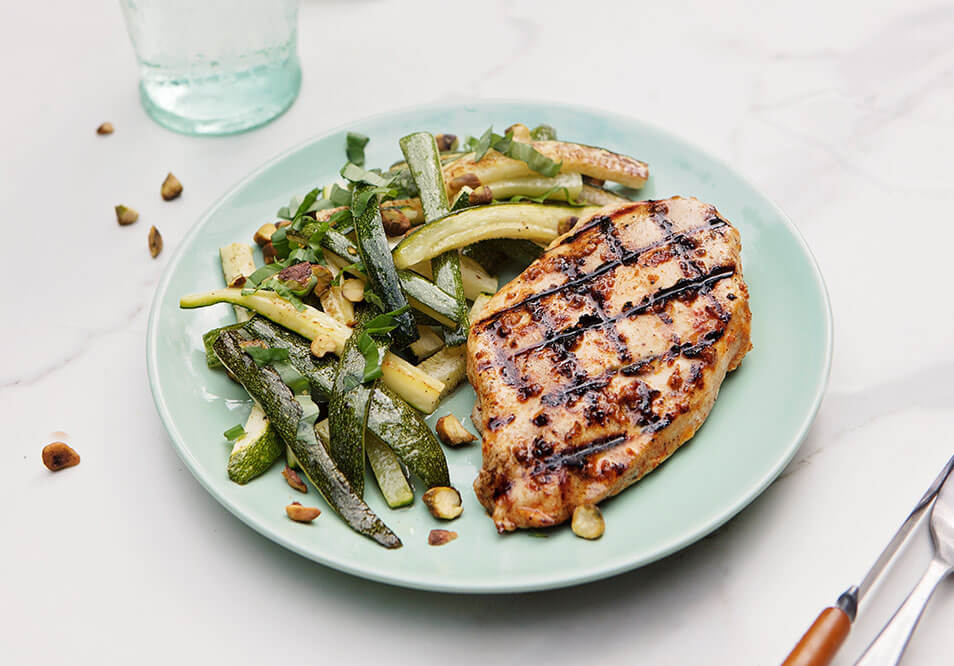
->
[340,163,393,188]
[244,346,291,366]
[472,126,496,161]
[244,262,284,290]
[327,208,353,227]
[353,305,411,385]
[270,226,290,259]
[268,281,306,311]
[346,132,370,166]
[507,139,561,177]
[293,188,320,220]
[329,183,352,207]
[363,287,385,311]
[224,424,246,441]
[468,125,563,177]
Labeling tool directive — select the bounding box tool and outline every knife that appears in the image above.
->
[781,455,954,666]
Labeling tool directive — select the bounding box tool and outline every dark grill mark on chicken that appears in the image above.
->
[468,197,752,531]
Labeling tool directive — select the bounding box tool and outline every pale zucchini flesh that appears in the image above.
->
[391,204,600,268]
[409,325,444,362]
[381,353,445,414]
[460,255,498,301]
[366,435,414,508]
[485,173,582,201]
[227,402,282,484]
[417,346,467,399]
[180,288,351,353]
[219,243,257,322]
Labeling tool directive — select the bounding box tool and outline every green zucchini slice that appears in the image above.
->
[213,331,400,548]
[227,403,283,484]
[400,132,470,347]
[351,183,417,349]
[366,435,414,509]
[392,203,601,268]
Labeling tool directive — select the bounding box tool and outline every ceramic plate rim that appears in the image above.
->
[146,99,833,593]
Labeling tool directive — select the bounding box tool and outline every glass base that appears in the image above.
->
[139,56,301,136]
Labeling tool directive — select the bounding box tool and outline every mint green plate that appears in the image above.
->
[147,101,831,593]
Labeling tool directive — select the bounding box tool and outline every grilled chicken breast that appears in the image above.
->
[468,197,752,532]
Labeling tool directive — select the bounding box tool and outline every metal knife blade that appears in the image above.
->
[857,454,954,602]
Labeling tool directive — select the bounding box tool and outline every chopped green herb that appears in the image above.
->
[507,139,561,177]
[340,163,393,188]
[293,188,320,221]
[268,281,306,311]
[504,186,587,206]
[223,424,246,441]
[363,286,385,311]
[329,183,352,207]
[270,226,290,259]
[244,345,291,366]
[346,132,370,166]
[468,126,563,177]
[327,208,353,227]
[347,305,411,387]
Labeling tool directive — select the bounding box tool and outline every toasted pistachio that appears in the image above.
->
[468,185,493,206]
[310,334,336,358]
[558,215,579,236]
[161,172,183,201]
[423,486,463,520]
[253,223,277,246]
[227,274,247,288]
[380,207,411,236]
[148,225,163,258]
[282,465,307,493]
[571,504,605,540]
[505,123,531,142]
[269,261,317,296]
[581,175,605,188]
[275,220,292,229]
[435,133,458,152]
[239,339,268,351]
[435,414,476,447]
[340,278,365,303]
[428,529,458,546]
[96,122,114,135]
[449,173,481,193]
[285,501,321,523]
[41,442,81,472]
[115,205,139,226]
[311,264,333,296]
[262,242,277,264]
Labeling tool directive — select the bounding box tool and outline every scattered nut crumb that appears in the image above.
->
[275,220,292,229]
[41,442,80,472]
[340,278,365,303]
[422,486,463,520]
[227,274,247,288]
[253,223,277,246]
[380,207,411,236]
[428,529,458,546]
[115,205,139,226]
[311,264,333,297]
[467,185,493,206]
[449,173,481,193]
[286,501,321,523]
[571,504,605,540]
[262,242,277,264]
[96,122,114,135]
[282,465,307,493]
[505,123,531,142]
[435,414,476,447]
[434,133,458,152]
[161,172,183,201]
[148,225,163,258]
[238,338,268,351]
[310,334,336,358]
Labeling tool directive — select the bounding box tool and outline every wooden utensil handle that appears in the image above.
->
[781,607,851,666]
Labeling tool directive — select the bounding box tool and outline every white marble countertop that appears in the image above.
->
[3,1,953,663]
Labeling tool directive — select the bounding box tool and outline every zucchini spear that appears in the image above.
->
[241,317,450,487]
[180,289,444,412]
[391,203,601,268]
[351,183,417,349]
[400,132,469,347]
[213,331,401,549]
